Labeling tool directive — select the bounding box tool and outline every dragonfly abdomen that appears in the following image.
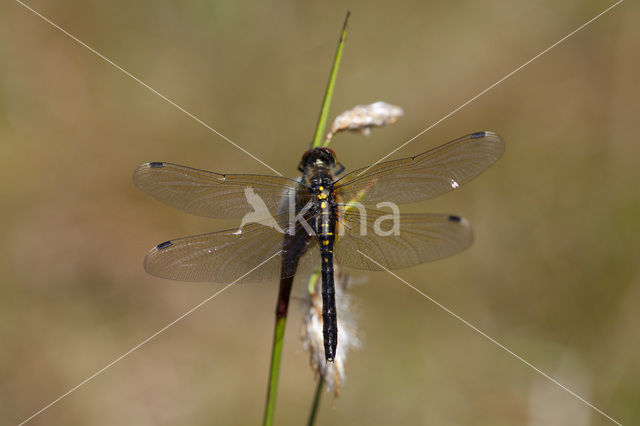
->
[318,210,337,362]
[320,254,337,362]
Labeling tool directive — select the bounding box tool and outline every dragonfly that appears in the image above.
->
[133,131,504,361]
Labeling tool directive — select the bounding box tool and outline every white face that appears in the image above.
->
[301,148,337,174]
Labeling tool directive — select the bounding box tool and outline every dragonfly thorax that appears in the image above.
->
[309,175,334,192]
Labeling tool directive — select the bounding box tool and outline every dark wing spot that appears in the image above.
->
[156,240,173,250]
[149,162,164,168]
[448,215,462,223]
[470,131,486,139]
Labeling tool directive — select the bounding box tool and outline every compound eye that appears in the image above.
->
[323,148,337,165]
[299,149,314,167]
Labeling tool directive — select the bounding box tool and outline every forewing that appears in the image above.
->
[334,131,504,205]
[334,208,473,271]
[133,162,304,222]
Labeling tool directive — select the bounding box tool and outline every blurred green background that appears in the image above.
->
[1,0,638,425]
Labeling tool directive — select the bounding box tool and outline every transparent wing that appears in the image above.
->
[143,218,321,284]
[334,207,473,271]
[133,162,306,222]
[334,131,504,205]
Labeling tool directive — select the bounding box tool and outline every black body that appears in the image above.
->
[300,148,340,362]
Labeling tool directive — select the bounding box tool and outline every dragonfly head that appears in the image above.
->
[298,148,338,173]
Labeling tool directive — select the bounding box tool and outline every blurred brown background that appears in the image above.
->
[1,0,638,425]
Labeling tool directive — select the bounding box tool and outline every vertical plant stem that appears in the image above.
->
[263,317,287,424]
[312,11,350,149]
[263,11,350,426]
[263,276,293,426]
[307,377,325,426]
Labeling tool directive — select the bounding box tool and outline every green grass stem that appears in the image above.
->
[263,12,350,425]
[312,11,350,149]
